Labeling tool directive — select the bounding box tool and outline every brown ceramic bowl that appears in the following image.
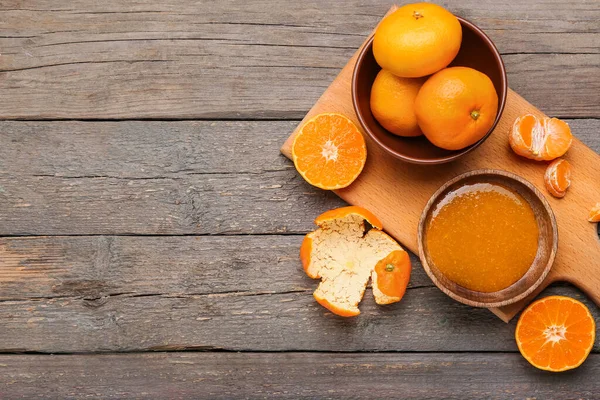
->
[352,17,507,164]
[417,170,557,308]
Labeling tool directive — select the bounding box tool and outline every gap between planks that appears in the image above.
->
[1,116,600,122]
[0,349,529,355]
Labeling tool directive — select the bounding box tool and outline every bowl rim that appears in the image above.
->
[352,16,508,164]
[417,169,558,308]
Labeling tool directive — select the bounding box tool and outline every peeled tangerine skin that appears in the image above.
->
[301,211,411,317]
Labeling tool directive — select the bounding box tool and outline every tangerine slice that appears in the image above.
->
[301,206,411,316]
[589,202,600,222]
[509,114,573,161]
[292,113,366,190]
[544,159,571,198]
[516,296,595,372]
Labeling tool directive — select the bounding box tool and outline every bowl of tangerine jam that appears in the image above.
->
[417,169,557,308]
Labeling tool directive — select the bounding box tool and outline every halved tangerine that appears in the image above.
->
[509,114,572,161]
[589,202,600,222]
[544,159,571,198]
[292,113,367,190]
[516,296,595,372]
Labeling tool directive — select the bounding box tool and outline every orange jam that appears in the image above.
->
[425,182,539,292]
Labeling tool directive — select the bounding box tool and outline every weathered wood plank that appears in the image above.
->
[2,0,597,53]
[0,170,343,235]
[508,54,599,118]
[1,352,599,399]
[0,234,597,353]
[0,120,597,235]
[0,121,298,176]
[0,235,597,354]
[0,235,429,301]
[0,0,598,119]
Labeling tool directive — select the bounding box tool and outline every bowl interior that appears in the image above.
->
[353,17,507,164]
[418,170,557,308]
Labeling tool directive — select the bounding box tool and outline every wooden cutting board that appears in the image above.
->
[280,6,600,322]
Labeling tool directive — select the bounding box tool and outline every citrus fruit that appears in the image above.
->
[292,113,366,190]
[414,66,498,150]
[544,159,571,198]
[509,114,573,161]
[301,206,411,316]
[516,296,596,372]
[373,3,462,78]
[589,203,600,222]
[370,70,426,137]
[372,250,411,303]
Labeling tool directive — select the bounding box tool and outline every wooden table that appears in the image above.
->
[1,1,599,398]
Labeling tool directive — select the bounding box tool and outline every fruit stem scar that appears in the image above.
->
[412,11,424,20]
[385,263,395,272]
[470,110,480,120]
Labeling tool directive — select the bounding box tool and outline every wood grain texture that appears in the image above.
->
[0,119,597,235]
[1,352,599,399]
[0,235,427,300]
[280,14,600,322]
[0,236,598,353]
[0,121,340,235]
[0,0,598,119]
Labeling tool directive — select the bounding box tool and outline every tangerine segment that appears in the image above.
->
[372,250,411,304]
[589,202,600,222]
[292,113,366,190]
[516,296,595,372]
[509,114,573,161]
[544,159,571,198]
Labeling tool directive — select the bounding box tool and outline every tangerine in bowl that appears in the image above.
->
[352,12,507,164]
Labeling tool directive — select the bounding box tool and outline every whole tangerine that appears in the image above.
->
[414,66,498,150]
[370,70,426,137]
[373,3,462,78]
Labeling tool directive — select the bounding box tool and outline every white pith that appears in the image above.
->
[510,115,573,160]
[529,117,549,155]
[321,140,339,162]
[544,325,567,345]
[305,213,403,314]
